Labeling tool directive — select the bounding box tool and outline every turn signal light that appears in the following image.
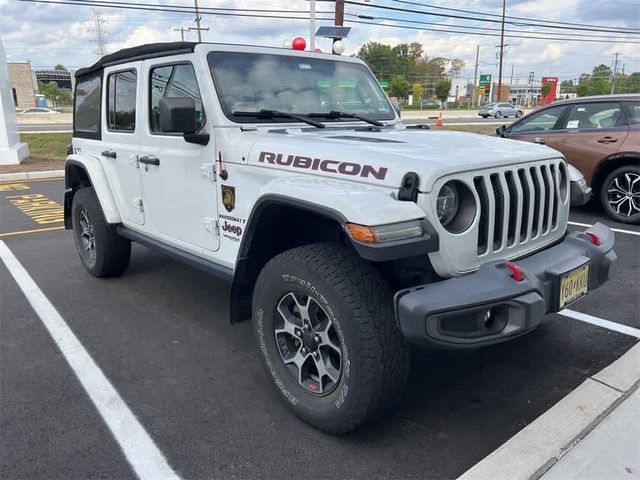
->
[585,231,601,246]
[346,224,377,244]
[505,262,523,282]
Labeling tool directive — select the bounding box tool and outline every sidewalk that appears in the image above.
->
[540,386,639,479]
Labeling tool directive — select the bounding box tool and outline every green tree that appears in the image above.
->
[541,82,553,97]
[434,79,452,104]
[389,75,411,99]
[448,59,465,79]
[412,83,423,104]
[54,64,66,71]
[37,80,72,106]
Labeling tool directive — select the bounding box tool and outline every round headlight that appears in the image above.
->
[437,182,459,227]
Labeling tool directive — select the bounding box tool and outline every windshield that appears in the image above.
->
[208,51,395,123]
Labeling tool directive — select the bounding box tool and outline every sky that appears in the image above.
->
[1,0,639,84]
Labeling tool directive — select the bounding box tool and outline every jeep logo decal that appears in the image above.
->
[258,151,388,180]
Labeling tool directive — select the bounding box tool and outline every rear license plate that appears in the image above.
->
[558,263,590,309]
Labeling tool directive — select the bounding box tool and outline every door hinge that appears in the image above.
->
[201,163,216,181]
[204,217,219,234]
[134,197,144,212]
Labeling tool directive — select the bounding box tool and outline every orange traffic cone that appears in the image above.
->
[436,112,444,126]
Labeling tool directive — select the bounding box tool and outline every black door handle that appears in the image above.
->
[101,150,117,158]
[139,156,160,166]
[597,137,618,144]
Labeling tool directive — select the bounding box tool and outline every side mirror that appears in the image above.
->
[391,99,401,116]
[159,97,197,133]
[495,125,507,137]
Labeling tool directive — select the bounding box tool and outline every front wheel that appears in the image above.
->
[515,110,523,118]
[600,165,640,224]
[494,111,502,118]
[252,243,410,434]
[72,187,131,276]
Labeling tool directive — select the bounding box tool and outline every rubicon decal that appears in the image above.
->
[258,151,388,180]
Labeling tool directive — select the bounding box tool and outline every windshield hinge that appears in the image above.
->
[201,163,216,182]
[398,172,420,202]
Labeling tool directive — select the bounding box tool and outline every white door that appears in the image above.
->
[101,63,144,225]
[138,58,219,253]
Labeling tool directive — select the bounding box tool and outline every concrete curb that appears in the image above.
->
[0,170,65,182]
[458,341,640,480]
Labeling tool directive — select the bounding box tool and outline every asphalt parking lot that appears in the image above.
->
[1,178,638,480]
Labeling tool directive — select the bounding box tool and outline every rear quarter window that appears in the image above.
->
[74,73,102,139]
[623,101,640,125]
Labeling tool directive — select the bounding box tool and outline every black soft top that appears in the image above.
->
[75,41,198,78]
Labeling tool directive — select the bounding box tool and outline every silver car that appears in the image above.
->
[478,102,524,119]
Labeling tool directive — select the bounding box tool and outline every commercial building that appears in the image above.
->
[8,61,38,108]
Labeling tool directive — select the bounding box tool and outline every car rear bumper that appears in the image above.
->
[394,223,616,349]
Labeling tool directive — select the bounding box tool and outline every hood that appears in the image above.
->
[242,126,561,192]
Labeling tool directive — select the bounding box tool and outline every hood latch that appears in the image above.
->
[398,172,420,202]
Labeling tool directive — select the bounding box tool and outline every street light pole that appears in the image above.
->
[497,0,506,102]
[310,0,316,50]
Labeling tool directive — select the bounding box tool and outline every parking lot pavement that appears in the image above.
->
[1,178,638,479]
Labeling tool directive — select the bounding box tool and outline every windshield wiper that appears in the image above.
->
[308,110,384,127]
[231,109,325,129]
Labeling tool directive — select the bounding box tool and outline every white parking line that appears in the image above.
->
[0,241,181,480]
[560,309,640,338]
[568,221,640,237]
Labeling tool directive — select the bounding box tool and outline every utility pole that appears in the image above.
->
[509,64,514,88]
[471,45,479,108]
[173,27,188,41]
[89,8,109,58]
[189,0,209,42]
[611,52,621,94]
[496,0,506,102]
[528,71,535,107]
[333,0,345,52]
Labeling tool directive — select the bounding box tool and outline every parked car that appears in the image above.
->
[478,102,524,119]
[65,42,616,433]
[496,94,640,224]
[20,107,59,114]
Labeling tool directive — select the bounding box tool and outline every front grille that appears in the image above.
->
[473,162,566,256]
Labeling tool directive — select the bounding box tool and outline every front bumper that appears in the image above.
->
[394,223,616,348]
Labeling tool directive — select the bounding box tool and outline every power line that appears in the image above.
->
[342,0,640,35]
[392,0,640,34]
[345,17,640,44]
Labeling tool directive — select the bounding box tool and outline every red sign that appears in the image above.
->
[540,76,558,105]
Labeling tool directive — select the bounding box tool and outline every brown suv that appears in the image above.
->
[497,94,640,224]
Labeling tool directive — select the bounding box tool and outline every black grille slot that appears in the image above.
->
[550,164,559,228]
[474,177,489,255]
[505,171,518,246]
[540,165,551,233]
[530,167,541,237]
[490,174,504,250]
[518,169,530,241]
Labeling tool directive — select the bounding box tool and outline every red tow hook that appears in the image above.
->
[585,231,601,246]
[505,262,524,282]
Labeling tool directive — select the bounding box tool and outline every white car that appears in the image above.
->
[20,107,58,114]
[65,42,616,434]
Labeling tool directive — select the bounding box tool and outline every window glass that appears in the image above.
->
[74,73,101,134]
[564,102,624,129]
[208,52,394,122]
[107,70,137,132]
[150,63,204,133]
[623,101,640,125]
[509,105,566,133]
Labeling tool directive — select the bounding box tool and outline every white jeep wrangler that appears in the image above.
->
[65,42,616,434]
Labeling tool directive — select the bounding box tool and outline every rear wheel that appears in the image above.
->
[252,243,410,434]
[72,187,131,276]
[600,165,640,224]
[515,110,523,118]
[494,111,503,118]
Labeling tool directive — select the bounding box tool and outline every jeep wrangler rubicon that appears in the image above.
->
[65,42,616,434]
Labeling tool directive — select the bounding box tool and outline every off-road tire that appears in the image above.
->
[252,243,410,434]
[599,165,640,225]
[72,187,131,277]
